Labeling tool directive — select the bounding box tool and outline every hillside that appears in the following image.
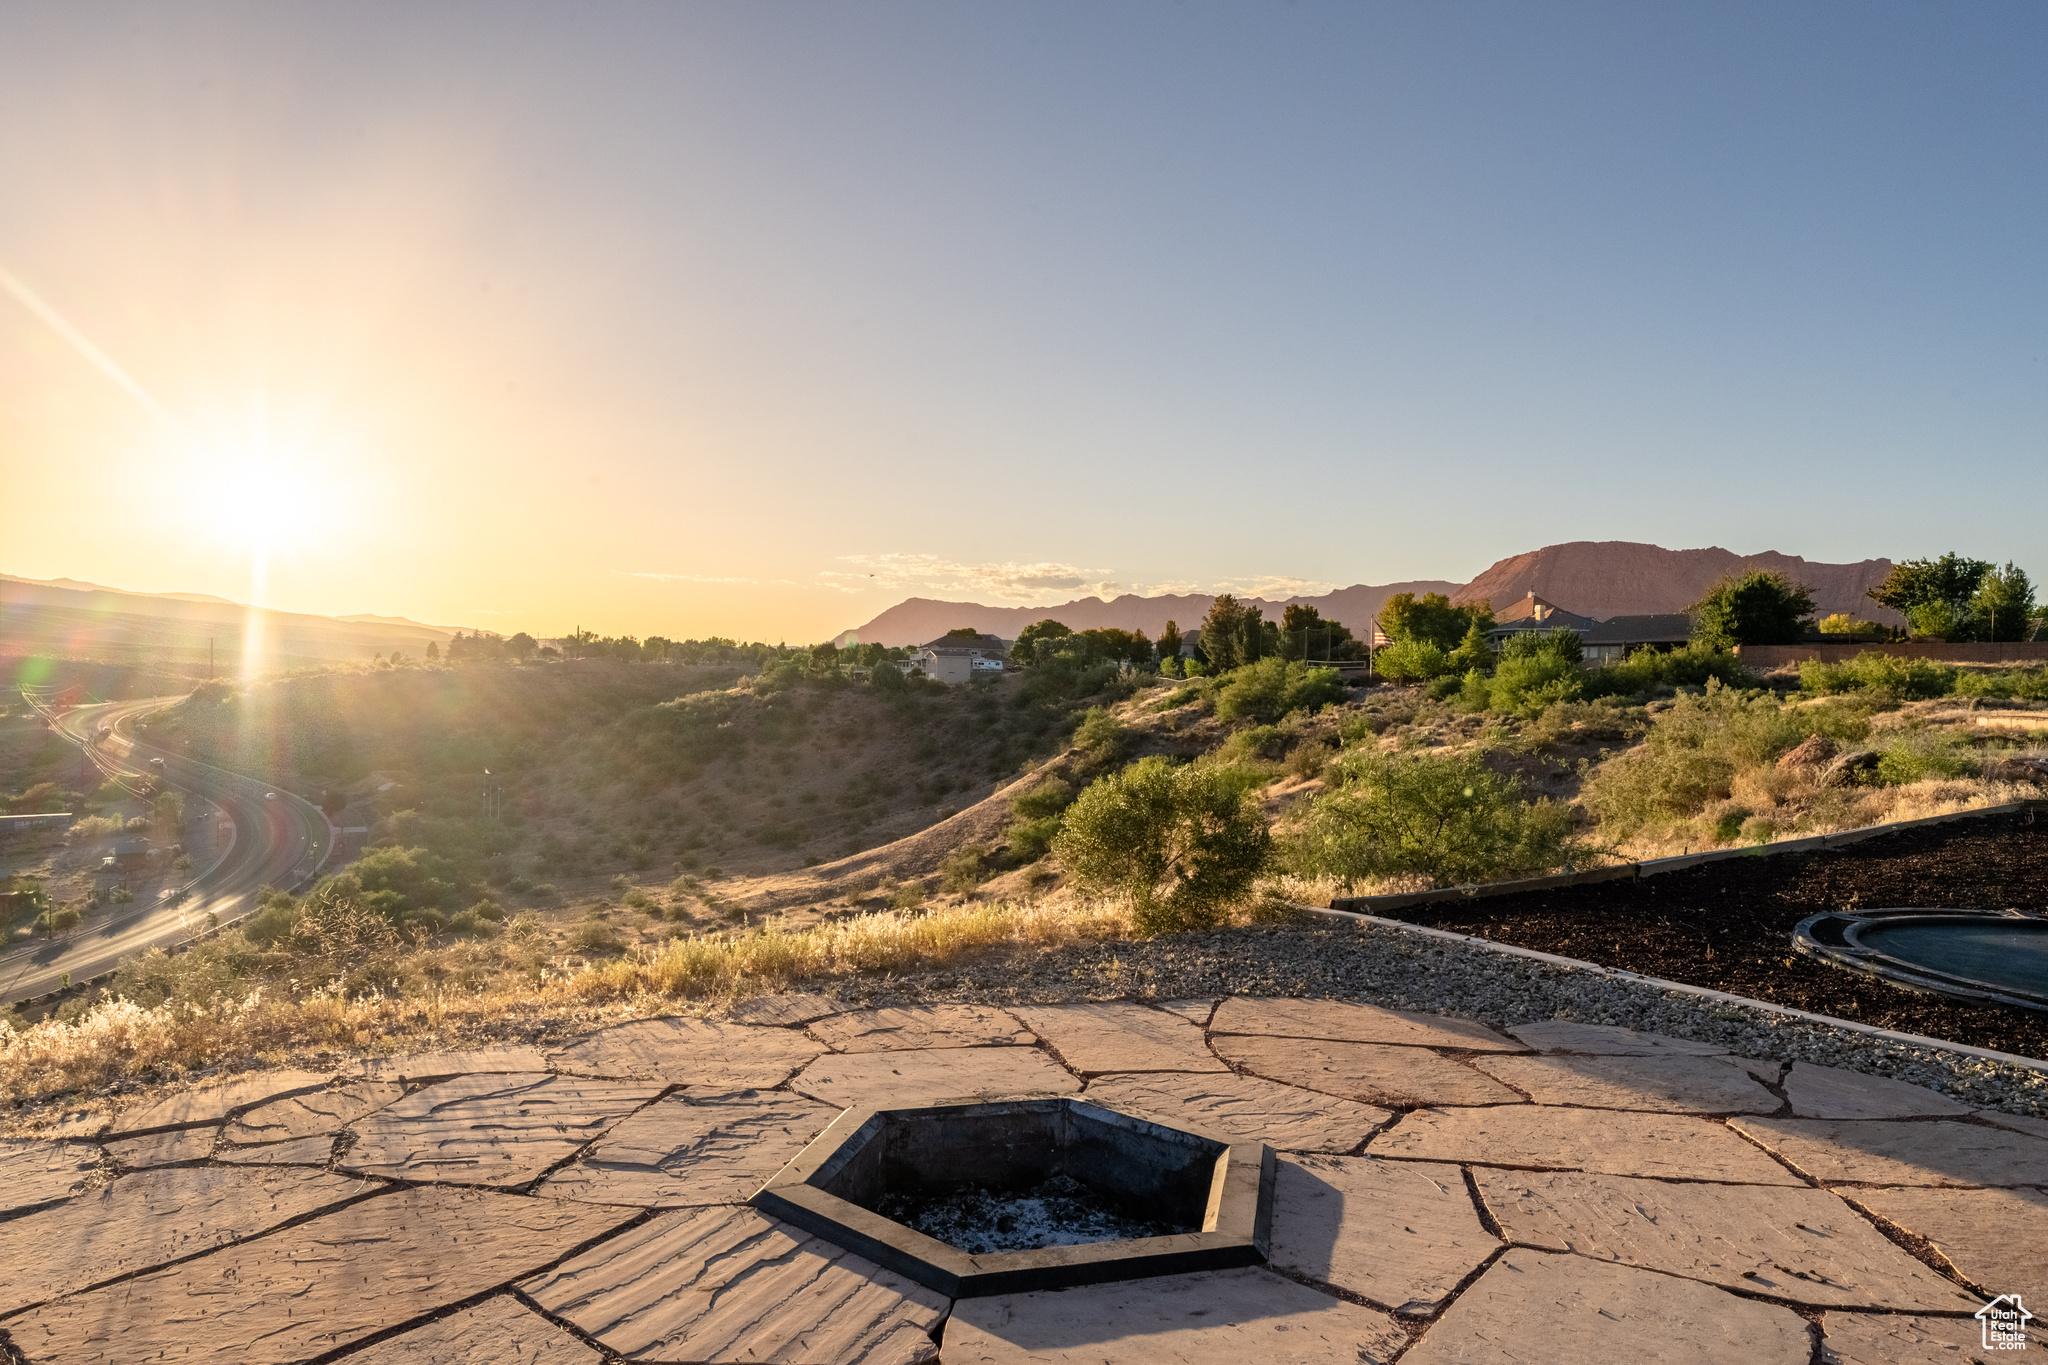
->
[840,581,1462,647]
[1450,542,1900,625]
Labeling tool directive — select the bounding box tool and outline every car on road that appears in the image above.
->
[265,792,277,800]
[148,757,166,769]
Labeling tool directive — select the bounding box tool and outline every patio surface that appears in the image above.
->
[1,995,2044,1363]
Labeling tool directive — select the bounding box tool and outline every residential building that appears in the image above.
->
[1579,614,1696,666]
[910,633,1009,685]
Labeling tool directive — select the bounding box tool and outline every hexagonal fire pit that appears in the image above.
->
[751,1096,1274,1297]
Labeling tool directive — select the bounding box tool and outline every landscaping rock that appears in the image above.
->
[1402,1248,1812,1364]
[1083,1071,1390,1153]
[941,1266,1407,1365]
[0,1165,363,1316]
[1269,1155,1496,1312]
[542,1088,838,1207]
[105,1124,217,1167]
[343,1073,663,1185]
[1778,733,1838,770]
[1984,756,2048,785]
[1214,1034,1523,1109]
[225,1081,407,1144]
[1820,750,1881,788]
[1472,1053,1780,1113]
[1784,1062,1972,1120]
[792,1047,1081,1109]
[342,1293,603,1364]
[1729,1117,2048,1187]
[0,1138,99,1213]
[1369,1107,1802,1185]
[1506,1020,1728,1057]
[522,1205,947,1364]
[728,991,844,1027]
[547,1016,823,1088]
[1471,1170,1976,1310]
[808,1003,1033,1053]
[1211,997,1521,1051]
[1847,1184,2048,1293]
[3,1186,634,1365]
[105,1069,332,1135]
[1012,1002,1226,1074]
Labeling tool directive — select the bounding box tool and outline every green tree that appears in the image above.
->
[1053,757,1271,933]
[424,640,440,662]
[1156,620,1184,664]
[1378,593,1490,651]
[942,626,983,641]
[1972,562,2036,642]
[1213,658,1344,724]
[1010,619,1074,667]
[506,632,538,660]
[1198,595,1267,672]
[1867,554,1992,628]
[1371,639,1453,682]
[1279,605,1357,661]
[1689,570,1815,647]
[151,790,186,839]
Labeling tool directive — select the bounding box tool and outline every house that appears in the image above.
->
[1579,614,1696,666]
[104,839,155,872]
[910,633,1009,686]
[1486,593,1601,650]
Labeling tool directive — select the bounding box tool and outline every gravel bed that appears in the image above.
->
[810,917,2048,1121]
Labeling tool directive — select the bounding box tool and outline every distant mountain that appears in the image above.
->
[839,582,1462,647]
[841,541,1905,645]
[336,612,473,634]
[0,575,458,666]
[1451,541,1901,626]
[1,573,237,606]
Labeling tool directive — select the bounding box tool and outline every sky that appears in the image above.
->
[1,2,2043,644]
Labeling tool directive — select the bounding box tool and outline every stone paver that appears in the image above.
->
[1401,1248,1811,1365]
[1784,1063,1971,1119]
[0,1138,99,1213]
[1848,1184,2048,1292]
[343,1293,603,1364]
[106,1124,218,1167]
[343,1073,663,1185]
[218,1132,338,1165]
[225,1080,407,1144]
[1084,1072,1390,1152]
[4,1187,634,1365]
[1472,1170,1975,1310]
[543,1088,839,1207]
[729,992,844,1027]
[941,1266,1407,1364]
[792,1046,1081,1109]
[808,1003,1033,1053]
[1729,1117,2048,1187]
[1819,1310,2047,1362]
[1156,997,1220,1026]
[1507,1020,1729,1056]
[1212,997,1521,1051]
[1012,1002,1226,1074]
[1473,1053,1780,1113]
[355,1044,551,1080]
[1370,1106,1803,1184]
[106,1068,332,1134]
[1975,1108,2048,1141]
[0,1165,364,1315]
[548,1016,824,1088]
[1269,1155,1495,1312]
[523,1204,947,1364]
[1214,1035,1522,1108]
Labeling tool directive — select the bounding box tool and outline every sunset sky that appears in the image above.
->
[3,3,2044,643]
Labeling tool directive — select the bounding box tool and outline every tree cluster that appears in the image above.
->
[1867,555,2039,642]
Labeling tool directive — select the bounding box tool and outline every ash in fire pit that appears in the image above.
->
[878,1173,1191,1255]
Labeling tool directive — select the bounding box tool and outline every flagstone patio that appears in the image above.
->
[2,996,2044,1363]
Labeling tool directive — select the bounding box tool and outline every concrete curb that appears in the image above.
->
[1328,800,2045,913]
[1305,904,2048,1077]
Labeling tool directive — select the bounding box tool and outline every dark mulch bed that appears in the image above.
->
[1380,808,2048,1060]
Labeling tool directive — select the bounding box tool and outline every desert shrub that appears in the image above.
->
[1287,748,1576,889]
[1516,700,1640,752]
[241,888,301,946]
[1582,683,1811,836]
[1950,666,2048,701]
[1053,756,1271,933]
[68,815,122,841]
[1213,659,1344,725]
[1581,643,1749,698]
[567,919,626,956]
[939,842,993,893]
[1285,737,1336,781]
[1372,640,1453,683]
[312,846,458,928]
[1072,707,1127,761]
[1484,649,1584,714]
[1799,653,1955,701]
[1006,778,1075,864]
[1218,724,1288,764]
[1875,729,1975,785]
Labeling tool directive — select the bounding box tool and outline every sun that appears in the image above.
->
[169,420,358,556]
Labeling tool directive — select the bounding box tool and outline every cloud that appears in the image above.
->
[822,554,1126,603]
[624,571,757,584]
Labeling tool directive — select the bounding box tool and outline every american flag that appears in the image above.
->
[1371,623,1391,647]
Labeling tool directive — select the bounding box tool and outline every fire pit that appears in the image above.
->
[750,1096,1274,1297]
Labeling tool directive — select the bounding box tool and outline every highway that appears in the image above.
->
[1,692,336,1008]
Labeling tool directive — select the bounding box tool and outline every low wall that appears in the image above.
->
[1737,641,2048,670]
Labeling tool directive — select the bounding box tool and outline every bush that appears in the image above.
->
[1581,643,1749,698]
[1288,748,1576,889]
[1875,729,1975,785]
[1689,570,1815,647]
[1371,640,1453,683]
[939,842,992,892]
[1581,682,1819,836]
[1073,707,1127,761]
[1053,756,1271,933]
[1213,658,1344,725]
[1799,652,1956,701]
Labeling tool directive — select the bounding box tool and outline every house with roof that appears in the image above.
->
[1484,593,1697,667]
[1486,593,1601,646]
[909,633,1008,686]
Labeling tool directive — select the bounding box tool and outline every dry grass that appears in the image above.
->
[0,897,1134,1109]
[1611,777,2040,861]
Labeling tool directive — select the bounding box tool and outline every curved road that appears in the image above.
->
[1,694,335,1008]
